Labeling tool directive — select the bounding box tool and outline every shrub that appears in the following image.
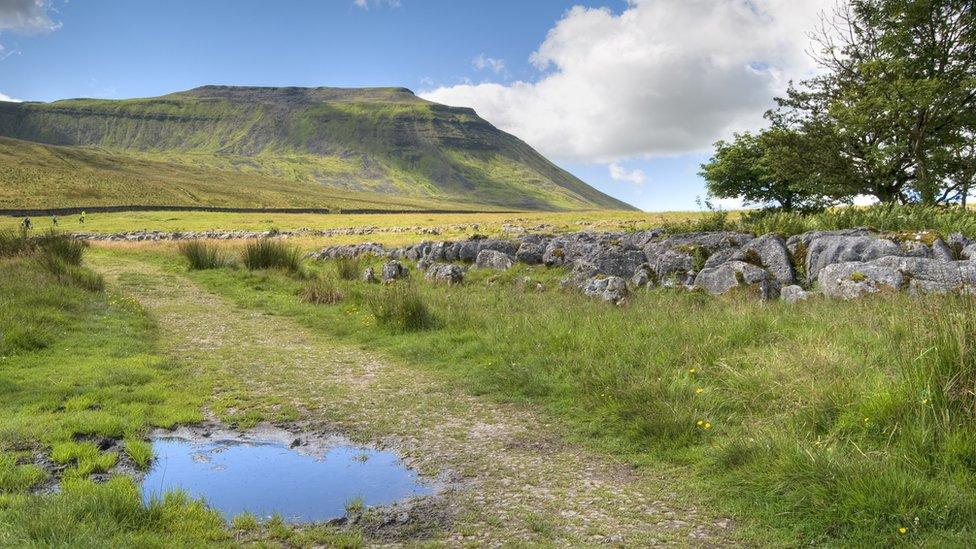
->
[299,276,344,305]
[334,257,361,281]
[367,283,437,332]
[241,239,302,273]
[178,240,229,270]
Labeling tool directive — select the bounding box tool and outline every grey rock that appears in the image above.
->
[818,261,906,300]
[581,276,629,304]
[780,284,811,304]
[622,228,665,250]
[785,228,875,257]
[871,256,976,295]
[898,239,933,258]
[932,239,955,261]
[742,234,795,285]
[515,241,546,265]
[361,267,377,283]
[381,261,409,282]
[478,239,518,257]
[425,263,464,285]
[692,260,779,300]
[457,240,482,262]
[703,248,739,270]
[649,249,696,287]
[962,244,976,260]
[630,264,654,288]
[643,231,754,260]
[572,248,646,279]
[475,249,514,270]
[805,235,905,283]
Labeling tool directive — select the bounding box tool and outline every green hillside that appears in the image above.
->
[0,86,634,211]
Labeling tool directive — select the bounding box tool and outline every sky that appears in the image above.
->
[0,0,836,211]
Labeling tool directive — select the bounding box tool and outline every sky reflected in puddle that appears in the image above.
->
[141,433,432,522]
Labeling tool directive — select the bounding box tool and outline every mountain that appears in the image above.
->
[0,86,634,211]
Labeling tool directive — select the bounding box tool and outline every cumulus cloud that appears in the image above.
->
[0,91,21,102]
[472,53,506,75]
[608,162,646,185]
[421,0,835,163]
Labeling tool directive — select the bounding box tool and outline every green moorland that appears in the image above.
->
[0,86,633,211]
[0,137,501,212]
[83,222,971,546]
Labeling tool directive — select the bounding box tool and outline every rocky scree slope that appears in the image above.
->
[312,228,976,303]
[0,86,632,211]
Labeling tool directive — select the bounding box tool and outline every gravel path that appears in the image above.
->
[94,254,732,547]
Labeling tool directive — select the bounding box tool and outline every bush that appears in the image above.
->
[299,276,344,305]
[367,283,437,332]
[334,257,360,281]
[178,240,229,270]
[241,239,302,273]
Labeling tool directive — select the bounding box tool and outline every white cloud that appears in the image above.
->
[0,92,21,102]
[472,53,506,75]
[0,0,60,59]
[0,0,59,32]
[352,0,401,10]
[421,0,835,163]
[608,162,646,185]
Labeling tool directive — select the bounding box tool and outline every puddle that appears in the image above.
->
[141,426,433,522]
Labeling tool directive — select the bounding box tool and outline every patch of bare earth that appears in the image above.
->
[96,256,734,547]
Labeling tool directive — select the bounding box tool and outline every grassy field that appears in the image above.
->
[129,240,974,546]
[4,204,976,545]
[0,209,706,240]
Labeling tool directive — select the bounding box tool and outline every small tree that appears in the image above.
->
[700,129,835,211]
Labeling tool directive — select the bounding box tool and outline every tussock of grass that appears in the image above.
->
[300,275,344,305]
[178,240,230,270]
[123,439,153,470]
[335,257,361,280]
[367,282,437,332]
[241,239,302,273]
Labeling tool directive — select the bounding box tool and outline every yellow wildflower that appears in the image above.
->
[695,388,704,394]
[703,422,712,430]
[898,527,907,535]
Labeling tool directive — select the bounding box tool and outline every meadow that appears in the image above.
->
[2,204,976,546]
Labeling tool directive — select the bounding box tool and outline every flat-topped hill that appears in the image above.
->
[0,86,634,211]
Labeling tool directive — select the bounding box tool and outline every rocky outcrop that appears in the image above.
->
[475,249,514,270]
[425,263,464,285]
[693,261,779,300]
[381,261,409,282]
[581,276,628,304]
[780,285,812,304]
[311,226,976,302]
[819,256,976,299]
[361,267,377,283]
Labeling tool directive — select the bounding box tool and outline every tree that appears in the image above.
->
[768,0,975,205]
[700,129,836,211]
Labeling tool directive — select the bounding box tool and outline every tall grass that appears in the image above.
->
[0,231,103,292]
[241,239,302,273]
[334,257,361,280]
[178,240,230,270]
[299,275,344,305]
[367,282,437,332]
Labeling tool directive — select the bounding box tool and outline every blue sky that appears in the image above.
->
[0,0,829,211]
